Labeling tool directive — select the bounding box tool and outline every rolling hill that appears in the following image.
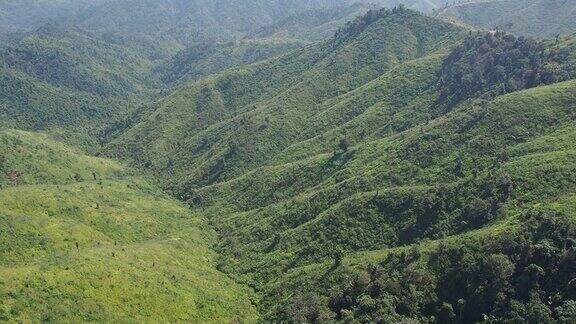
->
[0,27,159,150]
[0,129,257,322]
[105,8,465,189]
[438,0,576,37]
[104,7,576,322]
[1,2,576,323]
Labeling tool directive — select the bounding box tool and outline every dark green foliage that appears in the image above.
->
[438,31,576,107]
[338,138,350,152]
[1,27,155,97]
[438,0,576,38]
[2,3,576,323]
[0,27,158,150]
[324,209,576,323]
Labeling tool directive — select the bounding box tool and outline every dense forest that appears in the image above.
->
[1,1,576,323]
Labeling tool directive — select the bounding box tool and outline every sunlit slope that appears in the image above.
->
[102,8,576,321]
[257,98,576,320]
[105,8,464,191]
[0,130,257,322]
[438,0,576,37]
[218,78,576,321]
[0,28,157,149]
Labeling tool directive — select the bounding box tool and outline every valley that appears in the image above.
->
[1,0,576,322]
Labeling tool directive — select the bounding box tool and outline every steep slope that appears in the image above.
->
[159,3,375,85]
[200,52,576,322]
[249,3,374,43]
[0,129,257,322]
[106,8,465,191]
[1,27,155,97]
[106,7,576,320]
[158,38,303,85]
[255,77,576,321]
[438,0,576,37]
[0,27,157,150]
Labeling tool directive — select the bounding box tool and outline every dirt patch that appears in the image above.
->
[6,170,21,185]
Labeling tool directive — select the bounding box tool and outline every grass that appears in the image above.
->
[0,130,258,322]
[438,0,576,37]
[103,9,576,318]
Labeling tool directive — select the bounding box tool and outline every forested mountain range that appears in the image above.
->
[103,7,576,322]
[0,1,380,145]
[1,1,576,322]
[438,0,576,38]
[0,26,157,150]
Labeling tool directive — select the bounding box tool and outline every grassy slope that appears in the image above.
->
[438,0,576,37]
[106,8,576,318]
[0,129,257,322]
[105,9,464,191]
[159,4,375,85]
[0,28,158,151]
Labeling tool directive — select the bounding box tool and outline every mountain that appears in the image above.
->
[158,3,380,85]
[105,8,464,189]
[1,27,155,97]
[249,3,375,43]
[0,27,157,150]
[0,129,257,322]
[0,0,446,37]
[0,0,103,32]
[438,0,576,37]
[104,8,576,322]
[2,3,576,323]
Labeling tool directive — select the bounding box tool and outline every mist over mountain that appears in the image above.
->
[438,0,576,38]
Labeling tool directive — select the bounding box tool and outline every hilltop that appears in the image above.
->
[1,3,576,322]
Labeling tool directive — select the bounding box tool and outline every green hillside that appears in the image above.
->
[249,4,374,43]
[105,8,465,190]
[438,0,576,37]
[1,3,576,323]
[158,4,382,85]
[0,129,257,322]
[105,8,576,322]
[0,1,446,57]
[159,38,304,85]
[1,27,155,97]
[0,3,401,148]
[0,27,159,150]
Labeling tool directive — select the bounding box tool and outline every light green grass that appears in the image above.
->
[0,130,258,322]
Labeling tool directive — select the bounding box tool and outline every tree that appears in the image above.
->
[287,292,329,323]
[438,302,456,323]
[333,249,344,268]
[339,138,350,152]
[556,300,576,324]
[526,295,554,324]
